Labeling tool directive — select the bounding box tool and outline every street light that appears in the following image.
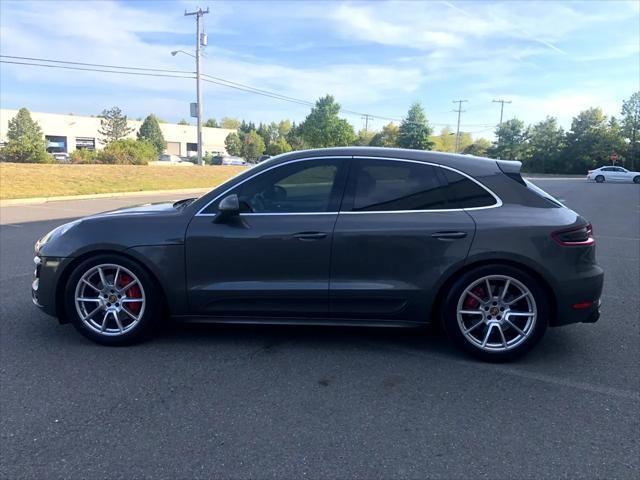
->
[170,48,204,166]
[171,50,195,59]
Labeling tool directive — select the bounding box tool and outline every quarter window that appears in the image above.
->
[350,160,448,211]
[440,168,497,208]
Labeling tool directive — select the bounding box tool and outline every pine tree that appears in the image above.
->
[137,114,166,156]
[397,103,434,150]
[0,108,49,163]
[98,107,134,145]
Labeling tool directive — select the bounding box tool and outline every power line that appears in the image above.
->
[0,60,194,80]
[1,54,495,131]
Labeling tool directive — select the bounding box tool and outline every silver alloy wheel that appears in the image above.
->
[456,275,537,352]
[74,263,146,336]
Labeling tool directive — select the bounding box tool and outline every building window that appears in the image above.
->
[186,143,198,156]
[45,135,67,153]
[75,137,95,150]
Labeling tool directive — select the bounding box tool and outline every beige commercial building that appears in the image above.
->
[0,109,235,157]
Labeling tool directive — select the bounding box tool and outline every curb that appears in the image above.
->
[0,187,211,207]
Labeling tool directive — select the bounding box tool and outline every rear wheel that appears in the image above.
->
[442,265,548,361]
[64,255,161,345]
[633,176,640,184]
[595,175,605,183]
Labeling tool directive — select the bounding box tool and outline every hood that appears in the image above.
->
[89,201,180,218]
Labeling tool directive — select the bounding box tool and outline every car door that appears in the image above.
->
[185,157,349,318]
[329,158,485,323]
[614,167,630,182]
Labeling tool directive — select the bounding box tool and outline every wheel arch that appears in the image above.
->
[55,249,169,323]
[429,257,557,327]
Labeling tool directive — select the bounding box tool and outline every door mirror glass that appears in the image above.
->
[214,194,240,223]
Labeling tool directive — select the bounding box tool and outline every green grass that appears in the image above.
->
[0,163,248,199]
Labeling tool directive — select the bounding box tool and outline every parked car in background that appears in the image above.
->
[52,152,69,162]
[32,147,603,361]
[152,154,193,166]
[587,166,640,183]
[221,155,249,166]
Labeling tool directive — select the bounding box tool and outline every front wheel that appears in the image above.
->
[595,175,605,183]
[442,266,548,361]
[64,255,161,345]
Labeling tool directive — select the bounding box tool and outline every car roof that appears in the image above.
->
[262,147,515,177]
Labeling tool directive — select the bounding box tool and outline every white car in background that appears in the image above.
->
[587,166,640,183]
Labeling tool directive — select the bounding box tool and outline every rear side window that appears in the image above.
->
[439,168,498,208]
[350,160,448,211]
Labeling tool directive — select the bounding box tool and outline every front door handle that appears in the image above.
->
[293,232,328,241]
[431,231,468,240]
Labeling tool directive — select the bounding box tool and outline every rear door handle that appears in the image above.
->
[293,232,328,241]
[431,231,468,240]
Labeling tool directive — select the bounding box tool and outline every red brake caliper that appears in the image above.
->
[463,286,485,309]
[118,273,142,314]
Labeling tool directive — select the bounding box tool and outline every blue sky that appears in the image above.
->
[1,0,638,138]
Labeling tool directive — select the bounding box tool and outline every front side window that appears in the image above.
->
[349,160,448,211]
[207,159,343,214]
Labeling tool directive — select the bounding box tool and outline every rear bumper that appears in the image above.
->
[550,265,604,326]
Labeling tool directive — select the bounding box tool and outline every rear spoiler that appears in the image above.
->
[496,159,525,185]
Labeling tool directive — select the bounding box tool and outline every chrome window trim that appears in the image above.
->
[195,155,502,217]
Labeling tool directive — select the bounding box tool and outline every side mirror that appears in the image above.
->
[213,194,240,223]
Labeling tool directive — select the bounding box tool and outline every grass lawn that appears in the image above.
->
[0,163,248,199]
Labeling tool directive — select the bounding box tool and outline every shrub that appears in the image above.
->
[69,149,98,164]
[96,139,156,165]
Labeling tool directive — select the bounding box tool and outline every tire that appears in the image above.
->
[634,176,640,184]
[595,175,605,183]
[442,265,549,362]
[64,254,161,345]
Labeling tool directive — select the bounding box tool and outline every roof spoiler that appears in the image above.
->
[496,159,525,185]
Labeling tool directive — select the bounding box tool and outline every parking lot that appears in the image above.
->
[1,179,638,479]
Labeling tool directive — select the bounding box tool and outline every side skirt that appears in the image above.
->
[171,315,426,329]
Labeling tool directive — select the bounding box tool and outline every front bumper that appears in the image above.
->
[32,256,70,321]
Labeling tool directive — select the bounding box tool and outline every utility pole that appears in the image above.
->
[452,100,468,153]
[492,99,512,142]
[361,114,373,133]
[185,6,209,166]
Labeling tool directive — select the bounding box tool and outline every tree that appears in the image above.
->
[397,103,434,150]
[266,137,292,156]
[0,108,49,163]
[96,139,156,165]
[369,122,399,147]
[137,114,166,156]
[488,118,527,160]
[177,119,190,126]
[241,130,266,162]
[462,138,492,157]
[286,123,307,150]
[298,95,356,147]
[356,128,376,146]
[564,108,623,173]
[429,127,473,153]
[224,132,242,156]
[221,117,241,129]
[204,118,219,128]
[277,120,292,138]
[98,107,134,145]
[621,91,640,170]
[523,117,565,173]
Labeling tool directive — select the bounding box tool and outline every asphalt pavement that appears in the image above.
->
[1,180,638,479]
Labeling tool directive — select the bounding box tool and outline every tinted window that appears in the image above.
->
[207,160,342,214]
[350,160,448,211]
[440,168,497,208]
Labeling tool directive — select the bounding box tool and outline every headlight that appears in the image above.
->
[37,220,81,247]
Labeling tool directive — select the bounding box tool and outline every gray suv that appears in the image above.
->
[32,147,603,361]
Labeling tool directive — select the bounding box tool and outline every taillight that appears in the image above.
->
[552,223,595,246]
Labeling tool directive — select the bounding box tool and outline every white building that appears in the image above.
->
[0,109,235,157]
